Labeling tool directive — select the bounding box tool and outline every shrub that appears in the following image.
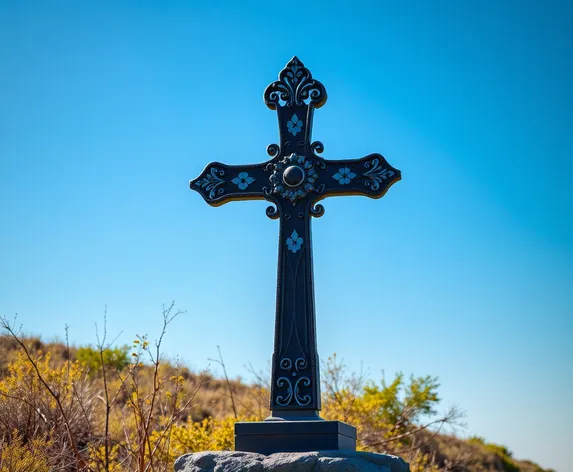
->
[76,345,130,376]
[0,432,53,472]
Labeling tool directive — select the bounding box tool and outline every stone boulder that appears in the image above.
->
[174,451,410,472]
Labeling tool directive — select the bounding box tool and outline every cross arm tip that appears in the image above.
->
[189,161,272,208]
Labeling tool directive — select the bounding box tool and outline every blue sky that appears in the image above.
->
[0,1,571,470]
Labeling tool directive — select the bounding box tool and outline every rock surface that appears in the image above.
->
[174,451,410,472]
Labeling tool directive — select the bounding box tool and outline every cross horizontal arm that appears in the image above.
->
[190,161,270,207]
[315,153,401,202]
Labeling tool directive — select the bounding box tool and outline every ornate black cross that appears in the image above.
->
[191,57,400,423]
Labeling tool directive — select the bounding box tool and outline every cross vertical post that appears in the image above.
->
[190,57,401,452]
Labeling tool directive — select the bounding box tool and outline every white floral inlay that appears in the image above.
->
[231,172,255,190]
[286,229,304,253]
[287,114,303,136]
[333,167,356,185]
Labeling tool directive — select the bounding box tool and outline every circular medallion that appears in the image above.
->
[268,153,319,204]
[283,165,305,187]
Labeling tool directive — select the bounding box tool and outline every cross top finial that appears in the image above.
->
[264,57,327,110]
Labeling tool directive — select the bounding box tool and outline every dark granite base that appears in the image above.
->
[234,420,356,455]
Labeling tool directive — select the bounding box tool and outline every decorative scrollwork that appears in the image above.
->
[264,57,327,110]
[191,167,225,200]
[364,157,396,191]
[310,203,325,218]
[311,143,327,171]
[275,356,312,407]
[267,143,280,157]
[310,141,324,155]
[294,377,311,406]
[266,205,280,220]
[276,377,293,407]
[295,358,307,370]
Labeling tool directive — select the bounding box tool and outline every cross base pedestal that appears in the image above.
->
[234,420,356,455]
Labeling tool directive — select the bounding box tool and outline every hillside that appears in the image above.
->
[0,330,553,472]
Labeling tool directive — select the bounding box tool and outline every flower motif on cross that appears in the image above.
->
[332,167,356,185]
[286,229,304,253]
[231,172,255,190]
[286,113,303,136]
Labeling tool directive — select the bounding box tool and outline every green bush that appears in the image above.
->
[76,345,129,376]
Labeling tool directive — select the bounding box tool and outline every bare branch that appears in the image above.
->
[208,346,238,420]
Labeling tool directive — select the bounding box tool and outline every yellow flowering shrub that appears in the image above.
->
[408,452,442,472]
[88,444,123,472]
[0,432,53,472]
[149,416,259,466]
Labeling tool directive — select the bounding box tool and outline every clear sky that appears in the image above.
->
[1,1,571,470]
